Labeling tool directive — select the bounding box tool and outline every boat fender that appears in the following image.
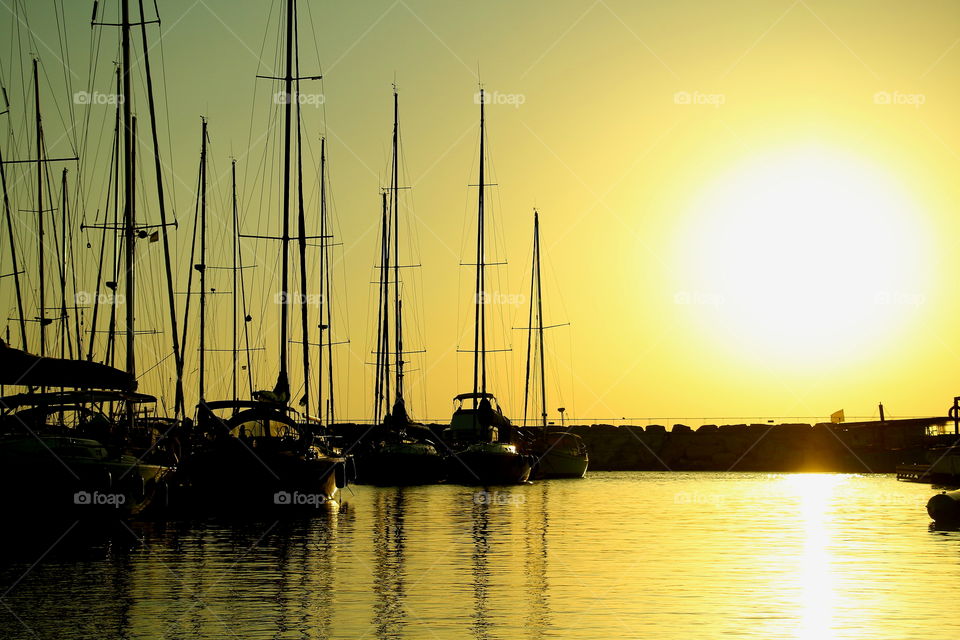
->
[927,490,960,524]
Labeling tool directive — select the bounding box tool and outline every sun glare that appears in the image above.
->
[790,474,842,640]
[676,146,931,365]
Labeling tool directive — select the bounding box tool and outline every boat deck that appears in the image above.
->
[896,463,960,486]
[896,464,934,482]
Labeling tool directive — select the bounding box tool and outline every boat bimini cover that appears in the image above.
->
[0,343,137,390]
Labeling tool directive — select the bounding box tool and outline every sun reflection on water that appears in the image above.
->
[2,473,955,639]
[786,473,845,640]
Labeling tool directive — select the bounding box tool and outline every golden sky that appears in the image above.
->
[3,0,960,423]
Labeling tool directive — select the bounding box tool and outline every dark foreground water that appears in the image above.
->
[0,472,955,639]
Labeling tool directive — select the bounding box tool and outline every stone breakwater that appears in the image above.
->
[557,422,931,472]
[333,418,943,473]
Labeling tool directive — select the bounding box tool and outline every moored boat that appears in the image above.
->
[0,358,175,518]
[356,88,444,486]
[0,431,170,518]
[176,8,348,514]
[443,90,532,486]
[518,211,589,480]
[359,437,445,486]
[446,441,532,485]
[531,431,588,479]
[182,400,342,512]
[444,393,533,485]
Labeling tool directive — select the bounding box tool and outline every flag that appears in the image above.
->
[830,409,845,424]
[149,231,159,243]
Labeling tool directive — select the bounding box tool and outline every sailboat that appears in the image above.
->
[521,212,588,479]
[357,88,444,486]
[0,346,173,517]
[182,0,344,511]
[443,89,533,485]
[0,32,175,518]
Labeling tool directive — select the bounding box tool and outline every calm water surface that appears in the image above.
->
[0,472,955,639]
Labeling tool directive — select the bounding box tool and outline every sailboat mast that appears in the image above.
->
[324,176,335,425]
[472,90,487,403]
[297,151,310,415]
[231,159,238,405]
[397,298,404,404]
[33,59,46,357]
[522,216,536,427]
[59,168,69,359]
[87,190,110,361]
[137,0,184,417]
[86,84,118,361]
[234,157,256,399]
[373,192,386,420]
[278,0,295,389]
[104,64,122,367]
[106,128,120,369]
[0,144,27,351]
[392,89,403,402]
[198,119,208,405]
[380,181,391,416]
[318,138,333,424]
[67,175,81,357]
[295,33,310,417]
[236,163,255,398]
[121,0,136,383]
[534,212,547,428]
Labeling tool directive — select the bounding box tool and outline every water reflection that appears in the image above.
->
[470,494,492,640]
[793,474,839,640]
[372,488,407,639]
[522,484,550,639]
[1,474,959,639]
[135,516,342,639]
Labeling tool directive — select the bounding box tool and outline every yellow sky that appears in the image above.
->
[3,0,960,423]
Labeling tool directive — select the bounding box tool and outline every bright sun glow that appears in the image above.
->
[790,474,842,640]
[677,146,931,364]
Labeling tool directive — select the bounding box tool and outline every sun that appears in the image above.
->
[674,145,931,365]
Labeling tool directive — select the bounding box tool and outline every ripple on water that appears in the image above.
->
[0,472,956,639]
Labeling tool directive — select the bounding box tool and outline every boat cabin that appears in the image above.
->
[197,400,311,447]
[447,392,513,443]
[1,391,156,434]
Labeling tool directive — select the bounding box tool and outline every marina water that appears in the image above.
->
[0,472,952,639]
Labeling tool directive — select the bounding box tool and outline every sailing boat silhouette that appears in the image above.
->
[443,89,533,486]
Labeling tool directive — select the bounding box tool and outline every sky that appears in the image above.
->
[3,0,960,424]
